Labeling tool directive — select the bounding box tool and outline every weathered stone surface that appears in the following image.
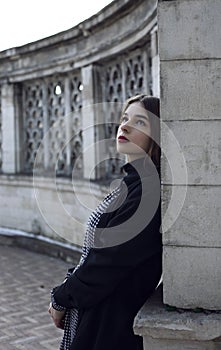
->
[0,175,107,246]
[162,184,221,248]
[160,60,221,121]
[81,65,97,180]
[151,25,160,97]
[1,84,17,173]
[158,0,221,60]
[159,0,221,316]
[143,338,220,350]
[163,246,221,310]
[134,286,221,349]
[0,227,82,264]
[161,120,221,185]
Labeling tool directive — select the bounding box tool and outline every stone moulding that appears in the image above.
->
[0,0,157,83]
[0,227,82,264]
[134,285,221,346]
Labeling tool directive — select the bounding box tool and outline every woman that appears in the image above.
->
[49,94,162,350]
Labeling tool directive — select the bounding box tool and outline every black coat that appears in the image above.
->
[53,158,162,350]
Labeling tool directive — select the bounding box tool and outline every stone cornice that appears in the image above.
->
[0,0,157,82]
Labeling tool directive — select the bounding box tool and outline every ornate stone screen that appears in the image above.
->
[22,73,83,177]
[98,46,152,178]
[21,43,152,180]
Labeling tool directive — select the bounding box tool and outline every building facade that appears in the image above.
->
[0,0,159,245]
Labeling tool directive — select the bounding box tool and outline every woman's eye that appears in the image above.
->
[136,120,145,126]
[120,117,128,123]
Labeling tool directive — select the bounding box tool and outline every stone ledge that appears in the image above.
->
[134,285,221,343]
[0,227,81,265]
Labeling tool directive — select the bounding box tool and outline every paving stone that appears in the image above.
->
[0,244,73,349]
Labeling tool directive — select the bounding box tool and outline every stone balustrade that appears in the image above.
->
[0,0,159,245]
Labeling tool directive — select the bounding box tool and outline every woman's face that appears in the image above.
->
[116,101,151,162]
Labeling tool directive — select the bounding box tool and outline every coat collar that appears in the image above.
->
[122,156,157,184]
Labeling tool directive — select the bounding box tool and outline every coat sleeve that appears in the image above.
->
[53,180,162,310]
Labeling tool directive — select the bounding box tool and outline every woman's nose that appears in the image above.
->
[120,122,131,132]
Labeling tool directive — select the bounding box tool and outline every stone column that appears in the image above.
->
[159,0,221,311]
[150,25,159,97]
[1,83,17,173]
[134,0,221,348]
[81,65,97,180]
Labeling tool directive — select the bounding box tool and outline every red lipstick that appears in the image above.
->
[118,135,129,143]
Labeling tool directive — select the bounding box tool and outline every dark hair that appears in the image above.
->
[122,94,161,169]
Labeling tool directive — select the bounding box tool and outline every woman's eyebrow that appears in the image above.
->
[123,112,149,120]
[134,114,149,120]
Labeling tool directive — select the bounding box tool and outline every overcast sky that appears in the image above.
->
[0,0,113,52]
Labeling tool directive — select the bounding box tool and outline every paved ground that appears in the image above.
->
[0,244,73,349]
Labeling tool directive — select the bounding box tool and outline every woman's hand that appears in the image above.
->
[48,302,66,329]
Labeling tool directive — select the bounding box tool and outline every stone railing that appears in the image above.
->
[0,0,158,178]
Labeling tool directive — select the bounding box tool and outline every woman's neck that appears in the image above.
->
[127,154,147,163]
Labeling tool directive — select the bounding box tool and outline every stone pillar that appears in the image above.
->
[134,0,221,348]
[81,65,97,180]
[159,0,221,311]
[150,25,159,97]
[1,83,17,173]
